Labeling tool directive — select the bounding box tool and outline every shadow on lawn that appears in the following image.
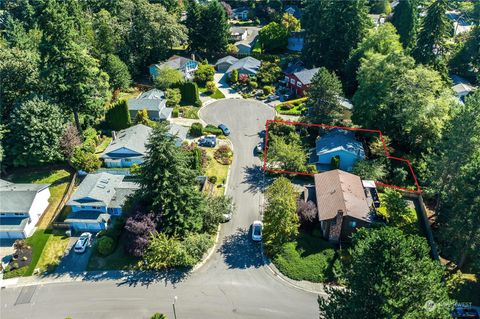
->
[218,228,265,269]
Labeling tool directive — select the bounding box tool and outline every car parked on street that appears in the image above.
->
[74,232,92,254]
[251,220,263,241]
[218,124,230,136]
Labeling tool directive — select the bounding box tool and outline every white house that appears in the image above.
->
[451,75,476,104]
[127,89,172,121]
[230,27,248,41]
[0,180,50,239]
[65,173,139,233]
[149,55,199,81]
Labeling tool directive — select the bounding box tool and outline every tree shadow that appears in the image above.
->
[242,165,270,193]
[218,228,265,269]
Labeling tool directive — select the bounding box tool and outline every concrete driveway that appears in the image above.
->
[55,237,93,273]
[214,72,242,99]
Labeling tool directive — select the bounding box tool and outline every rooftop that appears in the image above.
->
[128,89,167,112]
[314,170,371,222]
[0,180,50,213]
[316,129,365,158]
[293,67,320,85]
[226,56,261,74]
[100,124,152,159]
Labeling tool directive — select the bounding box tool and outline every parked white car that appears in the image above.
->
[251,221,263,242]
[74,232,92,254]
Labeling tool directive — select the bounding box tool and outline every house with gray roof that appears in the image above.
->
[225,56,261,77]
[215,55,239,73]
[451,75,476,104]
[0,180,51,240]
[285,67,320,96]
[65,173,139,232]
[100,124,152,168]
[149,55,199,80]
[127,89,172,121]
[311,129,366,172]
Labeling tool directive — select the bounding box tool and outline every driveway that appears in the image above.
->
[214,72,242,99]
[55,237,93,273]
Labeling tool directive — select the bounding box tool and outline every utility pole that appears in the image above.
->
[172,296,178,319]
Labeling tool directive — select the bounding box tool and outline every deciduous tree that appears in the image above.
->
[382,189,417,227]
[263,177,299,254]
[258,22,288,52]
[281,13,300,32]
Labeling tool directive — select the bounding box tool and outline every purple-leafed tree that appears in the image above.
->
[124,212,158,257]
[220,1,233,17]
[296,199,318,226]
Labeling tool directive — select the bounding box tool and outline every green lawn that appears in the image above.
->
[3,230,52,279]
[87,238,139,271]
[204,148,230,195]
[272,231,338,283]
[178,106,199,119]
[116,87,141,102]
[199,86,225,99]
[95,137,112,155]
[35,230,70,273]
[7,167,72,229]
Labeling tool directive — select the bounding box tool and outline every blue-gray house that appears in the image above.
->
[312,129,365,172]
[149,55,198,80]
[65,173,139,233]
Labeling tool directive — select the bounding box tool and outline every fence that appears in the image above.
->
[50,172,77,230]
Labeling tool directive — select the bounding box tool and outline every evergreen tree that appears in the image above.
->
[391,0,418,50]
[185,0,203,53]
[7,96,65,167]
[136,123,206,236]
[201,0,229,58]
[449,26,480,84]
[308,67,344,124]
[302,0,371,73]
[105,100,131,130]
[413,0,453,73]
[368,0,391,15]
[319,227,453,319]
[39,0,110,133]
[102,54,131,91]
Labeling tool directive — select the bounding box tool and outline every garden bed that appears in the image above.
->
[204,148,230,195]
[275,98,308,115]
[272,231,339,283]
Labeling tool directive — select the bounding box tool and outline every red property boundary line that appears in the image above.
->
[262,119,422,194]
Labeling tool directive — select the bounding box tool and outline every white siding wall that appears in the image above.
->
[25,188,51,237]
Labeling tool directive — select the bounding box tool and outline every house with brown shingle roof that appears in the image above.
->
[313,170,374,244]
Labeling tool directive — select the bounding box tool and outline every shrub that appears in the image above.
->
[189,123,204,137]
[208,175,218,184]
[230,69,239,83]
[239,73,249,84]
[180,82,200,105]
[105,100,131,130]
[282,103,294,110]
[70,147,101,172]
[134,109,155,127]
[250,81,258,89]
[194,63,215,86]
[124,212,158,257]
[166,88,181,108]
[306,165,317,174]
[330,155,340,169]
[263,85,275,95]
[206,81,216,94]
[214,144,233,164]
[172,108,179,118]
[183,233,213,262]
[203,124,223,135]
[194,99,202,107]
[297,199,318,226]
[97,236,115,256]
[82,127,98,144]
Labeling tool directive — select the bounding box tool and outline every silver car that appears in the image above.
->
[74,232,92,254]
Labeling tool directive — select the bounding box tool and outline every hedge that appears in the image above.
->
[105,100,131,130]
[180,82,201,106]
[189,123,204,137]
[203,124,223,136]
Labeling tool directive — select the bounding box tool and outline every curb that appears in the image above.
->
[191,223,221,273]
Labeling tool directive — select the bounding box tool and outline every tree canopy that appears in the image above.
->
[307,67,344,124]
[319,227,453,319]
[258,22,289,52]
[391,0,418,50]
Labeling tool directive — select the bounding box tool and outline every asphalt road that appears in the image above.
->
[0,99,319,319]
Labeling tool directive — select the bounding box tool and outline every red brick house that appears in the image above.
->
[313,170,374,244]
[284,67,320,97]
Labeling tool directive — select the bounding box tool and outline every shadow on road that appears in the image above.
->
[218,228,265,269]
[242,165,269,193]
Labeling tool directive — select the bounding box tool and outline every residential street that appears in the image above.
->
[0,99,319,319]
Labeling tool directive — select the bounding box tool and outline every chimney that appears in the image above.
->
[191,53,196,61]
[112,131,116,140]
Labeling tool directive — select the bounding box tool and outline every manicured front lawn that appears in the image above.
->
[178,106,199,119]
[199,86,226,99]
[7,167,72,229]
[3,230,52,279]
[87,238,139,271]
[35,230,70,273]
[272,231,338,283]
[275,98,308,115]
[204,148,230,195]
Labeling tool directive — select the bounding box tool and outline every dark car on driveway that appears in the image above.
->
[218,124,230,136]
[198,135,217,147]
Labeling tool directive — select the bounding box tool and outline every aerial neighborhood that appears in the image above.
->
[0,0,479,319]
